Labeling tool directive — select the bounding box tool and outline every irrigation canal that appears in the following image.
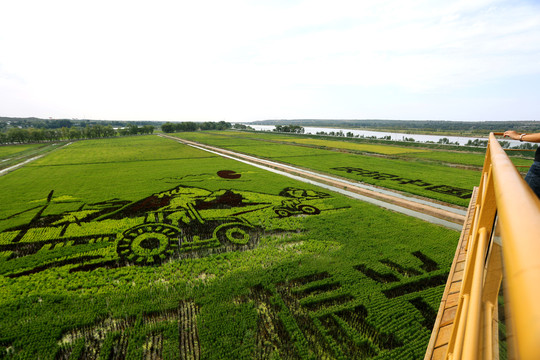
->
[161,134,467,231]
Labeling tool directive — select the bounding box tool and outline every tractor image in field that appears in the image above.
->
[107,185,268,265]
[116,201,258,265]
[0,184,333,276]
[273,188,330,217]
[274,199,321,217]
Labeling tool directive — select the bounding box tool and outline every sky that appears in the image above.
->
[1,0,539,122]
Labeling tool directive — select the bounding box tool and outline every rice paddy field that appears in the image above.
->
[196,130,534,169]
[0,134,465,359]
[0,144,45,159]
[0,142,68,172]
[168,131,488,207]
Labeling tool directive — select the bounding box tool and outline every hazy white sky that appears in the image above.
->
[1,0,539,122]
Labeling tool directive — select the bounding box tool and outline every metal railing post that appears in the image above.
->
[442,132,540,360]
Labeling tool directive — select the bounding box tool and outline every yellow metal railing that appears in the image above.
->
[445,133,540,360]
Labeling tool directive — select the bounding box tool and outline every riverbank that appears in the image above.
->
[248,120,540,138]
[247,125,528,148]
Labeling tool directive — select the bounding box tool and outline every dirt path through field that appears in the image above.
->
[160,134,466,231]
[0,142,73,176]
[0,155,46,176]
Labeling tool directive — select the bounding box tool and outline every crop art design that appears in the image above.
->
[237,274,402,359]
[0,184,335,277]
[355,251,447,330]
[332,166,473,199]
[232,251,446,359]
[38,250,446,359]
[55,300,200,359]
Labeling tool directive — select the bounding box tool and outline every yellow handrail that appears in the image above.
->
[445,133,540,360]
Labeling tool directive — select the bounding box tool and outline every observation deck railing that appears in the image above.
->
[426,133,540,360]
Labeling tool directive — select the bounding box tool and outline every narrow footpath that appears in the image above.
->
[0,142,73,177]
[160,134,467,231]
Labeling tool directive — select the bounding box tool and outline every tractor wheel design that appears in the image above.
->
[298,205,320,215]
[274,208,292,217]
[217,224,253,247]
[117,224,180,265]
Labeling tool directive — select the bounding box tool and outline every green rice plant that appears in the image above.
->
[0,143,45,159]
[0,142,67,171]
[0,135,461,359]
[198,130,534,170]
[173,131,477,206]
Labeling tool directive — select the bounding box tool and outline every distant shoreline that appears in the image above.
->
[247,119,540,137]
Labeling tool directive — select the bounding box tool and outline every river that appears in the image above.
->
[247,125,521,147]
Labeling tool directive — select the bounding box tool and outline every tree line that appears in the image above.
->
[161,121,231,133]
[0,117,244,144]
[273,125,305,133]
[0,124,154,144]
[0,117,163,131]
[251,119,540,135]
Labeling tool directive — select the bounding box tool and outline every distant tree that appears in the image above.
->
[200,122,214,130]
[141,125,154,134]
[499,141,511,149]
[69,128,82,139]
[60,127,70,139]
[216,121,231,130]
[466,139,488,147]
[232,123,252,130]
[273,125,304,133]
[128,124,139,135]
[27,128,44,142]
[438,137,450,144]
[7,128,28,143]
[514,142,538,150]
[45,129,59,141]
[199,121,231,130]
[161,121,204,133]
[103,125,116,137]
[177,122,198,132]
[161,122,175,133]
